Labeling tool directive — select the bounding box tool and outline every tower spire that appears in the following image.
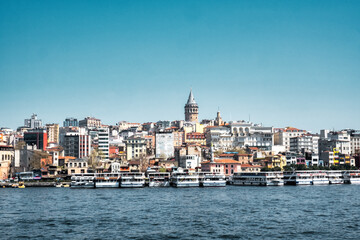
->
[187,89,196,105]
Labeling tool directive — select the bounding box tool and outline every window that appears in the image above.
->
[226,169,228,174]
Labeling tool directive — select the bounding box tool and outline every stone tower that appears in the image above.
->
[184,90,199,122]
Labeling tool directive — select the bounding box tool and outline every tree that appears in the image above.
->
[15,141,26,150]
[88,148,103,168]
[29,151,49,170]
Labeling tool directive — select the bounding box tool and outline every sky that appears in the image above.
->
[0,0,359,133]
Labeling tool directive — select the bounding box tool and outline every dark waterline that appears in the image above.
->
[1,185,359,239]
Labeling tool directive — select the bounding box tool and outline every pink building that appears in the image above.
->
[201,159,242,176]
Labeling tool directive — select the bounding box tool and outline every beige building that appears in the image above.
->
[65,158,88,175]
[0,145,14,180]
[79,117,101,128]
[126,136,147,160]
[46,123,59,144]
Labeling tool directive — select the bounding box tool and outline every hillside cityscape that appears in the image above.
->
[0,89,359,182]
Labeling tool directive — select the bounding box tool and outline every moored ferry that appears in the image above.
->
[284,171,312,185]
[95,173,121,188]
[120,172,145,188]
[233,171,284,186]
[198,172,226,187]
[71,173,96,188]
[148,172,170,187]
[170,172,199,187]
[311,171,329,185]
[343,170,360,184]
[327,171,343,184]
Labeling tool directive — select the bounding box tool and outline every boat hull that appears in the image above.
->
[149,181,170,187]
[95,182,120,188]
[173,182,199,187]
[71,183,95,188]
[201,181,226,187]
[120,182,145,188]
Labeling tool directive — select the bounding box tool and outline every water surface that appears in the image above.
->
[1,185,359,239]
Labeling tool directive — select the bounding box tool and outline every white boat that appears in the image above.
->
[120,172,145,188]
[148,172,170,187]
[170,172,199,187]
[343,170,360,184]
[95,173,121,188]
[327,171,344,184]
[310,171,329,185]
[199,172,226,187]
[70,173,95,188]
[232,172,284,186]
[284,171,312,185]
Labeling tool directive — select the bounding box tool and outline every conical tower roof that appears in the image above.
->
[186,89,197,105]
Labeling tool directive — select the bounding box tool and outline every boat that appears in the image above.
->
[95,173,121,188]
[232,171,284,186]
[148,172,170,187]
[327,171,344,184]
[120,172,145,188]
[70,173,96,188]
[311,171,329,185]
[284,171,312,185]
[198,172,226,187]
[343,170,360,184]
[18,181,25,188]
[170,171,199,187]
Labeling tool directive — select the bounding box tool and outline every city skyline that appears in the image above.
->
[1,0,360,132]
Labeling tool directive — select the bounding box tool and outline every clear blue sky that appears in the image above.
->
[1,0,359,132]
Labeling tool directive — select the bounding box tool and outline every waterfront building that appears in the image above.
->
[239,164,262,172]
[79,117,101,129]
[318,138,350,156]
[205,126,233,151]
[201,159,242,176]
[264,155,287,170]
[179,155,201,169]
[230,121,274,151]
[63,117,78,127]
[46,146,63,166]
[290,134,319,155]
[0,145,14,180]
[65,158,89,175]
[24,113,42,129]
[274,127,306,151]
[46,123,59,145]
[97,128,109,161]
[184,90,199,123]
[125,136,147,160]
[24,129,48,151]
[349,130,360,155]
[63,131,92,159]
[155,132,174,159]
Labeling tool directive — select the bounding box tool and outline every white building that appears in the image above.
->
[274,127,306,151]
[155,132,174,159]
[205,126,233,151]
[98,128,109,161]
[290,134,319,155]
[179,155,201,169]
[230,121,274,150]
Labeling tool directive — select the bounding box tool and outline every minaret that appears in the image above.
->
[184,89,199,122]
